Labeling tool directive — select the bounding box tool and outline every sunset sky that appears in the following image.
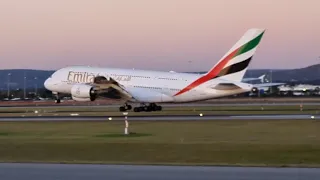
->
[0,0,319,71]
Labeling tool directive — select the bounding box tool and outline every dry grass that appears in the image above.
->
[0,120,320,166]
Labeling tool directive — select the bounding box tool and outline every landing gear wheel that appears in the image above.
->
[155,106,162,111]
[148,103,162,111]
[119,106,126,112]
[146,106,152,112]
[119,104,133,112]
[54,93,61,104]
[133,104,163,112]
[139,107,144,112]
[133,107,140,112]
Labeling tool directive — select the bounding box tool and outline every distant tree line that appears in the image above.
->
[0,88,53,100]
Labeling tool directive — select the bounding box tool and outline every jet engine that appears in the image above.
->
[71,84,97,101]
[71,96,93,102]
[251,87,259,93]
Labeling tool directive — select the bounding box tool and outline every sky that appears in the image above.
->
[0,0,320,71]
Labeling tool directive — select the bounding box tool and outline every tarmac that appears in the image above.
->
[0,114,318,121]
[1,102,320,108]
[0,163,319,180]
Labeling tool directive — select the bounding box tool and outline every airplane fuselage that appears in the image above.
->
[45,66,252,103]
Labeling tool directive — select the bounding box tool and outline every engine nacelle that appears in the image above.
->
[251,87,259,93]
[71,84,97,101]
[71,96,92,102]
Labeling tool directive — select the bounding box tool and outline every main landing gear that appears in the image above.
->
[119,104,132,112]
[119,103,162,112]
[133,103,162,112]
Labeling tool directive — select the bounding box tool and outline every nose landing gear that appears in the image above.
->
[53,92,61,104]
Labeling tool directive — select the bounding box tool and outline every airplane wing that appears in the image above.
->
[252,82,285,88]
[242,77,259,82]
[92,77,174,103]
[242,74,266,83]
[92,77,134,100]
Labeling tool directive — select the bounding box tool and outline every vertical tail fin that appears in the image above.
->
[174,29,265,96]
[258,74,266,83]
[205,28,265,82]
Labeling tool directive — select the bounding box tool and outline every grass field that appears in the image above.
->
[0,120,320,167]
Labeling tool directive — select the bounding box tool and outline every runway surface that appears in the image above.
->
[0,114,318,121]
[0,163,319,180]
[2,102,320,108]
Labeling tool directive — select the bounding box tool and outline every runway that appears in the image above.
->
[0,163,319,180]
[2,102,320,108]
[0,114,318,121]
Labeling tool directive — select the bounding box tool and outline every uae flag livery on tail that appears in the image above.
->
[175,29,265,96]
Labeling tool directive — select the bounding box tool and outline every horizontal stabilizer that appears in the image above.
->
[211,83,242,90]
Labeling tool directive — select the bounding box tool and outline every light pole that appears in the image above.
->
[270,69,273,94]
[7,73,11,98]
[23,73,27,99]
[34,77,38,96]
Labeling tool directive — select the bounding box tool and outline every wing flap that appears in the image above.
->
[92,77,134,100]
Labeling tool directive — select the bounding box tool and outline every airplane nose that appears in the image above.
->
[44,78,52,90]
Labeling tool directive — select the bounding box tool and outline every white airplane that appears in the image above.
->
[44,28,281,112]
[242,74,266,83]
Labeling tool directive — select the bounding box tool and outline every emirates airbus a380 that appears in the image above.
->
[44,28,280,112]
